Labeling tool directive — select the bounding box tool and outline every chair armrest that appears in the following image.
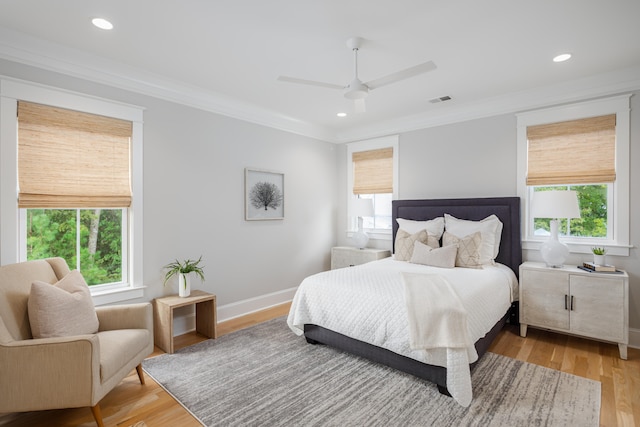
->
[96,302,153,332]
[0,335,100,412]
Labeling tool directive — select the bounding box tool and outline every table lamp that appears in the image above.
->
[531,190,581,268]
[350,198,374,249]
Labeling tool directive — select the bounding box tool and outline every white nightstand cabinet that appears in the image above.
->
[330,247,391,270]
[519,261,628,359]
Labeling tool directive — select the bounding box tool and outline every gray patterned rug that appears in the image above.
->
[143,317,600,426]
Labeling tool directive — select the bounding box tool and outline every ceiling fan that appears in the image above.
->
[277,37,437,113]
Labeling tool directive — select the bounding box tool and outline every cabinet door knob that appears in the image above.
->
[570,295,574,311]
[564,294,568,310]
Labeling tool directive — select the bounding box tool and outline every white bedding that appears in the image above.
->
[286,257,518,406]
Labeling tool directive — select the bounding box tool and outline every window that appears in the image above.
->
[23,208,126,286]
[347,135,399,240]
[517,95,631,256]
[1,79,144,304]
[17,101,131,287]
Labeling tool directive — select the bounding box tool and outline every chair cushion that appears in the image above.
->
[28,270,99,338]
[98,329,151,382]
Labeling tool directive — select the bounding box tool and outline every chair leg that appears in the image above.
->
[90,404,105,427]
[136,363,146,385]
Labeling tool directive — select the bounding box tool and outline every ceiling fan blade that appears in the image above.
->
[354,98,366,113]
[365,60,437,90]
[277,75,344,90]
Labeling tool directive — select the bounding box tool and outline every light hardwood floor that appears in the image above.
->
[1,303,637,426]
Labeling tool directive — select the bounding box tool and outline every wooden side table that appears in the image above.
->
[153,290,217,354]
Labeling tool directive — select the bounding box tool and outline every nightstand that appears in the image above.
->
[153,290,217,354]
[330,246,391,269]
[519,261,628,359]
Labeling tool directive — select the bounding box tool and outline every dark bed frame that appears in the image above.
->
[304,197,522,396]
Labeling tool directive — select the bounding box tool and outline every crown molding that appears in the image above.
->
[1,26,638,145]
[0,26,334,142]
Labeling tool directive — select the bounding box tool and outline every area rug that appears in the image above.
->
[143,317,601,426]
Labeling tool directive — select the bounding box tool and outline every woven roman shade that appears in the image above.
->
[352,147,393,194]
[18,101,132,208]
[526,114,616,186]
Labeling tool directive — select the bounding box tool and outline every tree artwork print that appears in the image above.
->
[245,168,284,220]
[249,182,283,211]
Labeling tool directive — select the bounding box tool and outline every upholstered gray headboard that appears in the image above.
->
[392,197,522,277]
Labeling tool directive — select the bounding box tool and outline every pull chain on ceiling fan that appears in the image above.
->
[278,37,437,113]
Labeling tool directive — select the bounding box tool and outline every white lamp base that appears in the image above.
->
[352,230,369,249]
[541,219,569,268]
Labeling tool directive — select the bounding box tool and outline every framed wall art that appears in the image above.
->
[245,168,284,220]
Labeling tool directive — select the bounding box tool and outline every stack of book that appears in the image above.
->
[579,262,620,273]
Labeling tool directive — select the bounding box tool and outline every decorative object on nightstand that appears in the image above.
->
[591,246,607,266]
[519,261,629,359]
[531,190,580,268]
[350,198,374,249]
[163,256,205,298]
[331,246,391,269]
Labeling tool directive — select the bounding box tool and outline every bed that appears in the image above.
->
[287,197,522,406]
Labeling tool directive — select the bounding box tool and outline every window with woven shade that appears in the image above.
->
[17,101,132,208]
[517,95,630,256]
[347,136,398,236]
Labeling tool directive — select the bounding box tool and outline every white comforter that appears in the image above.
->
[287,258,518,406]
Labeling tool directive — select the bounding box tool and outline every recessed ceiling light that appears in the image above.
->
[92,18,113,30]
[553,53,572,63]
[337,112,347,117]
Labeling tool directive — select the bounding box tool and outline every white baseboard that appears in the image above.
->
[171,286,297,337]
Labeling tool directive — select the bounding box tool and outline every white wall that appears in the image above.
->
[0,59,339,317]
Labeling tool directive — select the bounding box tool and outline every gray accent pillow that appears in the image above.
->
[443,231,483,269]
[394,229,439,261]
[410,241,458,268]
[28,270,99,338]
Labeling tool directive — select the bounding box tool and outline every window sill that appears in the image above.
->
[91,285,145,306]
[347,229,392,241]
[522,240,631,257]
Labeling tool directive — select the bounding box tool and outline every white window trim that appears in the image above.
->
[346,135,399,241]
[516,94,631,257]
[0,77,145,304]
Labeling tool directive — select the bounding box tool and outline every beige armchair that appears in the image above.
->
[0,258,153,427]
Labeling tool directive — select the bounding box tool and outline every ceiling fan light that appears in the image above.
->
[344,79,368,99]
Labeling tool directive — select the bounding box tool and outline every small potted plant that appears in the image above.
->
[163,256,205,297]
[591,247,607,266]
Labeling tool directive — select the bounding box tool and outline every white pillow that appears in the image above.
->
[409,241,457,268]
[28,270,99,338]
[444,214,503,265]
[396,217,445,239]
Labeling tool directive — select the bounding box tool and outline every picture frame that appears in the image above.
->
[245,168,284,220]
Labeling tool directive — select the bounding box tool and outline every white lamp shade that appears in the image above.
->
[531,190,581,219]
[350,198,374,217]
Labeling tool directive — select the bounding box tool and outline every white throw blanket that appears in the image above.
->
[402,272,472,350]
[402,272,475,406]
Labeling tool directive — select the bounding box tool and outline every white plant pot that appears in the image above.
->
[178,273,191,297]
[593,254,606,266]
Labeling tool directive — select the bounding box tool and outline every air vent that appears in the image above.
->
[429,95,452,104]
